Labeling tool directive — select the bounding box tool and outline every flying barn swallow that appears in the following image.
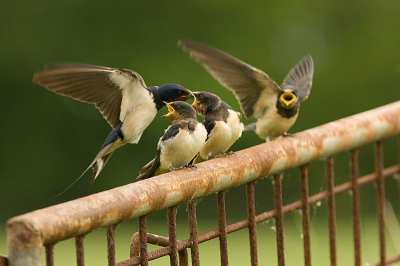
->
[137,101,207,180]
[191,91,243,163]
[33,63,193,188]
[178,40,314,142]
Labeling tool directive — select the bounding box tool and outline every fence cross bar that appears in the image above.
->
[6,101,400,266]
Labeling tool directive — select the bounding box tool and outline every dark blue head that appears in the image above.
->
[148,83,194,110]
[159,83,193,102]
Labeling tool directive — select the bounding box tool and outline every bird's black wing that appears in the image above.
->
[179,40,281,119]
[137,123,184,180]
[137,149,161,180]
[33,63,148,129]
[203,119,216,141]
[281,55,314,102]
[161,124,182,142]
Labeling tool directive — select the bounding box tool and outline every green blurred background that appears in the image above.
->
[1,1,400,264]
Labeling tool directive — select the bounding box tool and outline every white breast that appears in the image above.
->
[159,123,207,171]
[255,106,298,141]
[120,93,157,144]
[199,110,243,160]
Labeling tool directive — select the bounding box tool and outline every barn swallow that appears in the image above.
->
[191,91,243,163]
[33,63,193,189]
[178,40,314,141]
[137,101,207,180]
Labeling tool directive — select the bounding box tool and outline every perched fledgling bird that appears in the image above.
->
[191,91,243,163]
[137,101,207,180]
[178,40,314,141]
[33,63,193,189]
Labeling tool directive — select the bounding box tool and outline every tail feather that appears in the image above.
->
[137,150,161,180]
[243,122,256,132]
[89,125,124,182]
[52,140,120,198]
[52,126,125,198]
[90,151,114,187]
[52,148,115,198]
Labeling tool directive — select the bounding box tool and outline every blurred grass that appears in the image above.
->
[2,213,400,265]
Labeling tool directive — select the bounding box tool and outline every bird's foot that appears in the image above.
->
[186,163,197,169]
[213,153,226,158]
[169,164,197,171]
[282,132,293,138]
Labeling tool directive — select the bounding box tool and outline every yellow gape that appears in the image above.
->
[279,91,298,109]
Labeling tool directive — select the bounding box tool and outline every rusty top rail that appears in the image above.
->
[7,101,400,264]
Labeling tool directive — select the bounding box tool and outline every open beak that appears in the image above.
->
[279,92,297,109]
[191,92,199,110]
[188,90,195,99]
[162,102,175,118]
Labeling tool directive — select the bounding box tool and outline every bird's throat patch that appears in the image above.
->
[192,100,207,116]
[276,92,299,119]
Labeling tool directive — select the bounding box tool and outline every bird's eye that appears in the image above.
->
[177,91,183,95]
[198,94,203,98]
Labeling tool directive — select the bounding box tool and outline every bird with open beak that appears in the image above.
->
[33,63,193,191]
[178,40,314,142]
[191,91,243,163]
[137,101,207,180]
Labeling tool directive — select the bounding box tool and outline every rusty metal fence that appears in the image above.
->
[3,101,400,266]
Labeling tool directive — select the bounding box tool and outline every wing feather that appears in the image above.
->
[33,63,148,129]
[179,40,280,119]
[281,55,314,102]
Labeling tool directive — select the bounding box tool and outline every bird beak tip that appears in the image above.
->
[163,102,175,117]
[187,89,195,99]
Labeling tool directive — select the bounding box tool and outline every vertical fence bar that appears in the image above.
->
[375,141,386,265]
[75,235,85,266]
[130,232,140,258]
[326,157,337,266]
[178,249,189,266]
[0,256,8,266]
[139,215,149,266]
[187,200,200,266]
[217,191,229,266]
[398,135,400,220]
[168,206,179,266]
[350,150,361,266]
[246,181,258,266]
[107,225,116,266]
[273,174,285,266]
[45,244,54,266]
[300,165,312,266]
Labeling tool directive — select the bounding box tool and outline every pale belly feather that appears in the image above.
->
[159,124,207,170]
[255,107,298,141]
[199,110,243,159]
[121,104,157,144]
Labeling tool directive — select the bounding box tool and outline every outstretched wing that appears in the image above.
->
[178,40,281,119]
[281,55,314,102]
[33,63,148,129]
